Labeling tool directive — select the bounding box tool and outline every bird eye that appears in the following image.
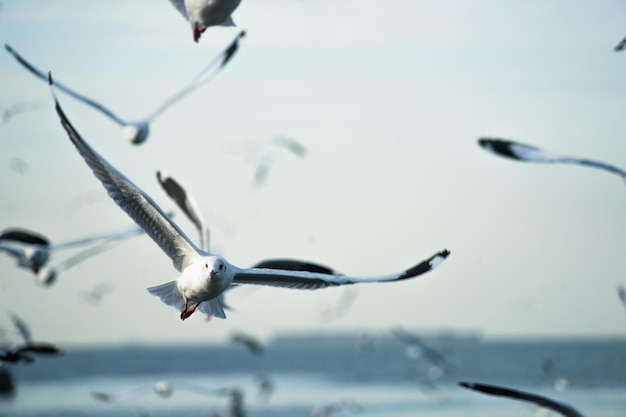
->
[205,263,208,269]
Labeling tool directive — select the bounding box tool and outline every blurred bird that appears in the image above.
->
[169,0,243,42]
[254,373,274,403]
[0,311,62,364]
[459,382,585,417]
[230,331,264,356]
[391,327,450,380]
[229,136,309,188]
[91,380,219,402]
[0,100,39,123]
[478,138,626,181]
[310,398,362,417]
[79,281,114,305]
[0,224,144,285]
[5,31,244,145]
[51,84,450,321]
[157,171,209,251]
[541,358,569,392]
[318,287,358,323]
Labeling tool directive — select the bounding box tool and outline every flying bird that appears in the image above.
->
[478,138,626,180]
[541,358,569,392]
[157,171,209,251]
[459,382,585,417]
[91,380,218,402]
[0,100,39,123]
[391,327,451,380]
[310,398,362,417]
[0,225,144,285]
[0,312,62,364]
[228,136,309,188]
[230,331,264,356]
[50,75,451,321]
[169,0,243,42]
[5,31,244,145]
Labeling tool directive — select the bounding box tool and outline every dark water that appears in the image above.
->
[1,333,625,417]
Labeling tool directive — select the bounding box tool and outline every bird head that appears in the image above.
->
[122,122,150,145]
[36,266,56,286]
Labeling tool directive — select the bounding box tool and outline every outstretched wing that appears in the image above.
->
[157,171,209,252]
[5,44,127,127]
[144,30,245,122]
[50,76,200,271]
[91,384,155,402]
[232,249,450,289]
[478,137,626,180]
[459,382,585,417]
[0,228,49,246]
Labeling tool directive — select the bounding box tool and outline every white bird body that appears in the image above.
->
[170,0,242,42]
[51,82,451,321]
[5,31,244,144]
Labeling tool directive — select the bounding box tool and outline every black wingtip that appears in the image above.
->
[399,249,450,280]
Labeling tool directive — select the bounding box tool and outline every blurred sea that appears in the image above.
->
[1,332,625,417]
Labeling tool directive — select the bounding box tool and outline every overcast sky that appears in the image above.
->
[1,0,625,346]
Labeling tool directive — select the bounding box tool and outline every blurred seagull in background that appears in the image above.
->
[459,382,585,417]
[169,0,243,42]
[91,380,218,402]
[0,225,144,286]
[157,171,210,251]
[310,398,362,417]
[230,331,264,356]
[4,30,244,145]
[0,311,62,364]
[391,327,451,380]
[541,358,569,392]
[0,100,39,123]
[478,138,626,181]
[50,75,451,321]
[229,136,309,188]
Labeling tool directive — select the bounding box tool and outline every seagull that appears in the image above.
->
[230,331,264,356]
[615,34,626,52]
[230,136,309,188]
[254,373,274,403]
[391,327,450,380]
[79,281,114,305]
[0,224,144,285]
[459,382,585,417]
[169,0,243,42]
[0,312,62,364]
[0,100,39,123]
[157,171,209,252]
[4,30,244,145]
[91,380,219,402]
[478,138,626,180]
[310,398,362,417]
[156,171,342,319]
[541,358,569,392]
[51,78,451,321]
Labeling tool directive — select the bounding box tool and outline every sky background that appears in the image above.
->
[0,0,625,346]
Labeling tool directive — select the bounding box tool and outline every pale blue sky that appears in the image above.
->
[0,0,625,346]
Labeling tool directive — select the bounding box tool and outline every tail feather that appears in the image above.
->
[197,297,226,319]
[147,281,184,311]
